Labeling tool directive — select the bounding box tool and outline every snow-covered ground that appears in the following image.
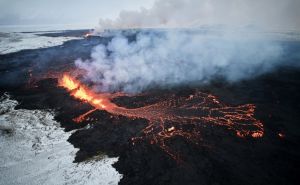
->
[0,32,80,55]
[0,94,122,185]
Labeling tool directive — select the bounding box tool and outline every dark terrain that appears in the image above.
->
[0,30,300,185]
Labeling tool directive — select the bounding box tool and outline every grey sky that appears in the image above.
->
[0,0,155,26]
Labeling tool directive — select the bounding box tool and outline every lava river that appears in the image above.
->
[59,74,264,160]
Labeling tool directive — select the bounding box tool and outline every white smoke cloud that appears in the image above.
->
[75,0,300,93]
[96,0,300,31]
[75,30,283,92]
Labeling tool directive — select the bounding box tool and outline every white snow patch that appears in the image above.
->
[0,94,122,185]
[0,32,80,55]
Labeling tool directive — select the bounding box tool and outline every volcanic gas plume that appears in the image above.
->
[59,74,264,160]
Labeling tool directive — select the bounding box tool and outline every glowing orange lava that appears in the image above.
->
[84,33,92,38]
[59,74,114,112]
[61,74,79,90]
[59,74,264,160]
[278,132,285,139]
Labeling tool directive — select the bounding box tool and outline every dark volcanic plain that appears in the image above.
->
[0,30,300,185]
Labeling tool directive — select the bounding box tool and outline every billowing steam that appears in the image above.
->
[75,0,299,93]
[75,30,283,92]
[96,0,300,31]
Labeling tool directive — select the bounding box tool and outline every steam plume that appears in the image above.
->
[75,30,283,92]
[75,0,300,92]
[96,0,300,31]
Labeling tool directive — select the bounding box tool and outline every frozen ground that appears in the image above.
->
[0,32,81,55]
[0,94,122,185]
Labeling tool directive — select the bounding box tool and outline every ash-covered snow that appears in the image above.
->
[0,32,80,55]
[0,94,122,185]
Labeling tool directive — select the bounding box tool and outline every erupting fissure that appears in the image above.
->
[59,74,264,161]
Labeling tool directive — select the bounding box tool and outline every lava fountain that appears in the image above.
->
[59,74,264,160]
[84,32,93,38]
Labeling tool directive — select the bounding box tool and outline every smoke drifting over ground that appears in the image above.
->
[96,0,300,31]
[76,30,283,93]
[75,0,300,93]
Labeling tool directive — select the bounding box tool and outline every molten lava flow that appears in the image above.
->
[61,74,79,90]
[84,33,92,38]
[278,132,285,139]
[59,74,115,115]
[59,74,264,160]
[73,108,98,123]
